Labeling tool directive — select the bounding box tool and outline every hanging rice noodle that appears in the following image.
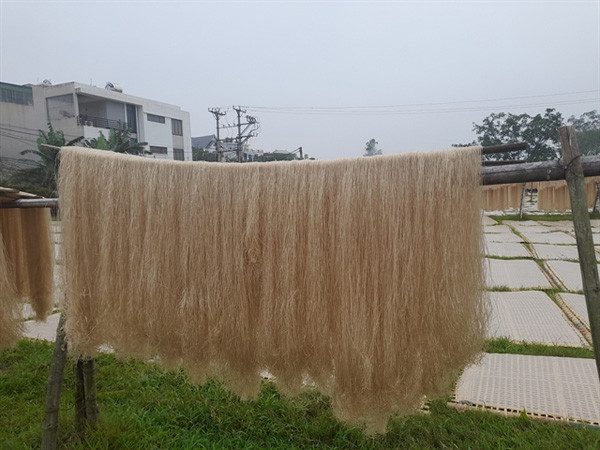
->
[59,145,487,433]
[0,208,54,321]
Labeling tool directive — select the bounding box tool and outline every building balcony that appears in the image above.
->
[77,114,130,131]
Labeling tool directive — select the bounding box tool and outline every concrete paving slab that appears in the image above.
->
[482,215,498,226]
[559,293,589,327]
[483,225,513,234]
[520,231,576,245]
[23,313,61,341]
[485,259,552,289]
[484,242,530,258]
[484,233,523,244]
[531,244,586,261]
[590,219,600,228]
[488,291,583,345]
[547,260,590,292]
[456,353,600,425]
[538,220,574,232]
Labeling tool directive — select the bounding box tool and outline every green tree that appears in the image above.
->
[84,125,148,155]
[364,138,382,157]
[471,109,563,161]
[192,147,218,162]
[16,123,83,196]
[253,152,299,162]
[567,110,600,156]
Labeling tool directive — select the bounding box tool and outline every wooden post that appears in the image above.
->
[41,313,67,450]
[74,360,86,431]
[519,183,527,218]
[559,126,600,381]
[74,357,99,430]
[82,358,99,426]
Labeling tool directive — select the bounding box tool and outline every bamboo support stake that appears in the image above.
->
[41,313,67,450]
[559,126,600,381]
[519,183,526,218]
[74,360,86,431]
[82,358,99,426]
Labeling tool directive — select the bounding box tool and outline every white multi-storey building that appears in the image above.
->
[0,80,192,162]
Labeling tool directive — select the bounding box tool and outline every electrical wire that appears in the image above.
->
[241,90,598,112]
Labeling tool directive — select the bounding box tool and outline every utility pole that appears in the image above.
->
[233,106,246,162]
[208,108,226,162]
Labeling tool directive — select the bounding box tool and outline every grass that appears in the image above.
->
[1,340,599,449]
[485,338,595,359]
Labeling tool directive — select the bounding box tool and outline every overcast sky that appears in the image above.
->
[1,0,598,159]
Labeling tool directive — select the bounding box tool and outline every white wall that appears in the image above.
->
[2,81,193,162]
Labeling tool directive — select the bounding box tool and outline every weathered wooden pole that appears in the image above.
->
[519,183,527,218]
[74,360,86,431]
[41,313,67,450]
[74,357,99,430]
[558,126,600,381]
[82,358,99,426]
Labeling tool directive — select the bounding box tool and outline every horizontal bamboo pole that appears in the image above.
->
[482,155,600,186]
[2,155,599,208]
[481,142,529,155]
[0,198,59,209]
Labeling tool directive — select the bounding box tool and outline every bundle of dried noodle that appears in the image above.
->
[0,207,54,348]
[537,177,600,211]
[0,208,54,320]
[0,239,22,349]
[482,183,522,211]
[59,146,487,433]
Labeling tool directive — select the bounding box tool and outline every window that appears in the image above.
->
[126,104,137,133]
[173,148,184,161]
[171,119,183,136]
[0,83,33,106]
[147,113,165,124]
[149,146,167,154]
[47,94,75,120]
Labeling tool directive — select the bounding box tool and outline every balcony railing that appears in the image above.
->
[77,115,129,131]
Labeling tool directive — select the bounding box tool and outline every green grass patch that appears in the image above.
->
[485,286,513,292]
[484,255,533,260]
[485,338,594,359]
[1,340,599,449]
[489,212,598,223]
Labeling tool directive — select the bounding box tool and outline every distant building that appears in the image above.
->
[191,134,263,161]
[0,80,193,162]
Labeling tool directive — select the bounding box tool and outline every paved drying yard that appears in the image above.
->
[459,214,600,426]
[23,215,600,427]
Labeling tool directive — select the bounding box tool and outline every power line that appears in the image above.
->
[242,98,599,116]
[241,90,598,111]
